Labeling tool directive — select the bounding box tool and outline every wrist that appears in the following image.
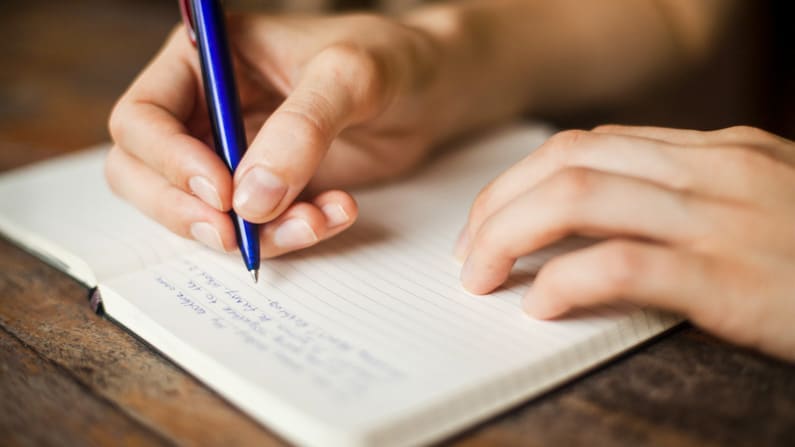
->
[400,4,530,145]
[399,5,489,144]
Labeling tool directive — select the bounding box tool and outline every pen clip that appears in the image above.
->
[179,0,197,46]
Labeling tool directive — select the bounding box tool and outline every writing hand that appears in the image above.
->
[107,14,450,256]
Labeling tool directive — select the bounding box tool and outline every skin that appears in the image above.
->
[107,14,449,255]
[107,1,795,362]
[108,0,738,256]
[457,125,795,362]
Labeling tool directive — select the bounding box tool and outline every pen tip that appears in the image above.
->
[250,269,259,284]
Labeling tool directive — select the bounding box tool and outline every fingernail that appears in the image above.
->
[190,222,225,252]
[233,166,288,218]
[453,227,470,262]
[461,257,476,292]
[274,218,318,249]
[189,176,223,210]
[322,203,349,228]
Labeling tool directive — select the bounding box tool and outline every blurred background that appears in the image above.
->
[0,0,792,171]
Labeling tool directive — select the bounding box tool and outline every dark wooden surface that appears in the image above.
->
[1,1,794,446]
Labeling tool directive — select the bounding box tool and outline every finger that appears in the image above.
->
[109,28,232,211]
[233,43,390,223]
[591,124,715,145]
[460,129,789,252]
[461,168,705,294]
[311,189,359,232]
[594,124,795,163]
[522,239,718,321]
[462,130,681,248]
[259,189,358,258]
[527,239,795,360]
[105,146,237,252]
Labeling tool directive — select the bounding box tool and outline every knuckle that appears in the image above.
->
[278,102,331,147]
[542,129,592,168]
[319,42,369,68]
[721,125,786,149]
[599,242,643,293]
[551,167,597,201]
[474,218,508,255]
[591,124,625,134]
[536,259,570,298]
[318,43,388,113]
[666,163,695,191]
[723,125,771,141]
[472,210,516,258]
[469,183,495,227]
[547,129,590,152]
[321,43,377,84]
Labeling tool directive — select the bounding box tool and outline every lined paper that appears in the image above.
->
[90,125,679,445]
[0,149,196,282]
[0,125,681,447]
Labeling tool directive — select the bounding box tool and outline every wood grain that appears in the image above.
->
[0,328,171,447]
[2,234,794,447]
[0,1,793,446]
[0,238,284,446]
[454,329,795,447]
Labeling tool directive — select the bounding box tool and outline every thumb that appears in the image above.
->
[232,43,388,223]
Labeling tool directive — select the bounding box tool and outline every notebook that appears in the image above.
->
[0,124,680,447]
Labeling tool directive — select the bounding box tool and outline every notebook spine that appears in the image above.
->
[89,287,105,315]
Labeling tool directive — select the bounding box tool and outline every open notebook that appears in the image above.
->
[0,124,679,447]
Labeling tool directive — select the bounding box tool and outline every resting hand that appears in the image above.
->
[107,13,450,256]
[457,125,795,362]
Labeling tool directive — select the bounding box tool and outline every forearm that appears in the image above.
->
[402,0,739,141]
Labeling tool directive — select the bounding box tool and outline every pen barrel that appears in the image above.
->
[191,0,260,269]
[191,0,246,172]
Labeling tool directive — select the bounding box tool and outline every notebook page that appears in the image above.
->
[0,148,199,284]
[99,125,681,447]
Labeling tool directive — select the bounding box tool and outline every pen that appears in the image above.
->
[179,0,260,282]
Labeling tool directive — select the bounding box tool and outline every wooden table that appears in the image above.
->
[2,1,794,446]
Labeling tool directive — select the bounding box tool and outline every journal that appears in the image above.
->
[0,124,679,447]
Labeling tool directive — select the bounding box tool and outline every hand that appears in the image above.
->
[457,125,795,362]
[107,13,453,256]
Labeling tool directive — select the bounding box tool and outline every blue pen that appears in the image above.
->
[180,0,260,282]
